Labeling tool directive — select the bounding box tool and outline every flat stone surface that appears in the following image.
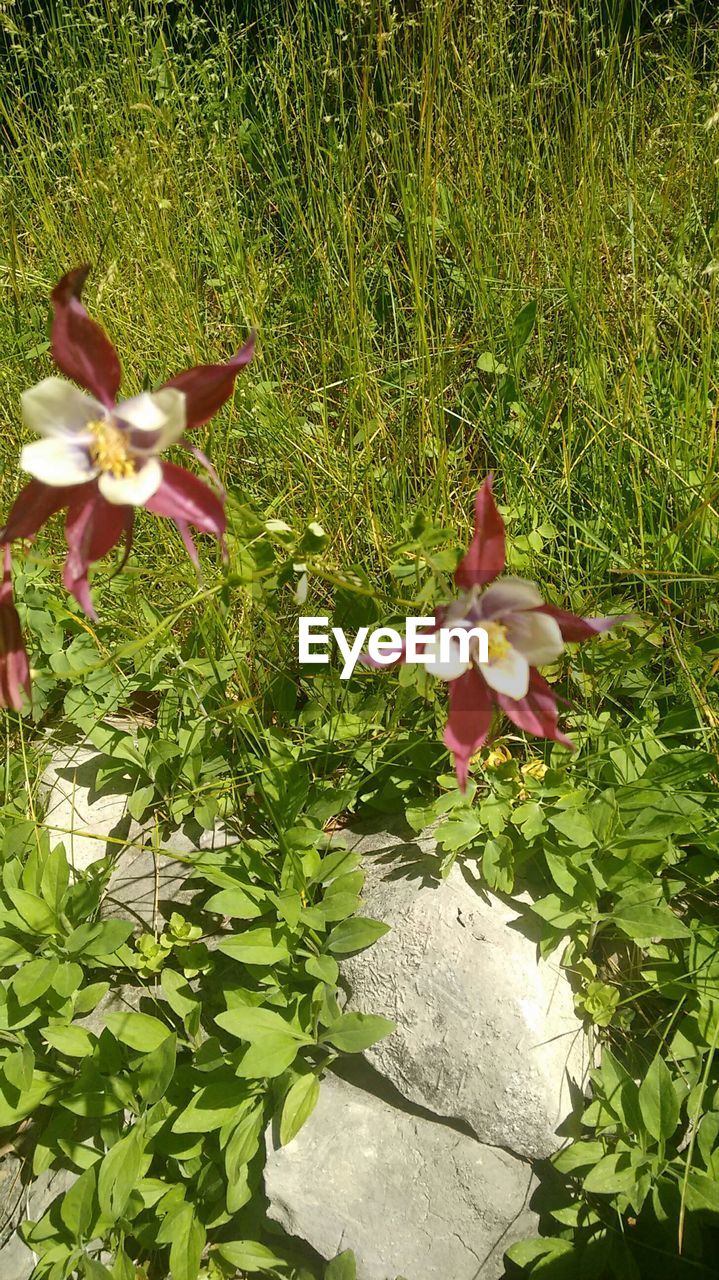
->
[339,822,589,1160]
[0,1162,74,1280]
[40,745,137,874]
[265,1071,537,1280]
[40,741,232,928]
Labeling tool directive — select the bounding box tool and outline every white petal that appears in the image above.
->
[478,578,544,619]
[422,630,473,681]
[118,388,186,449]
[20,437,97,487]
[21,377,103,438]
[482,647,530,700]
[506,610,564,665]
[98,458,163,506]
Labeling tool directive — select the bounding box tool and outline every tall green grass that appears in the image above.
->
[0,0,717,716]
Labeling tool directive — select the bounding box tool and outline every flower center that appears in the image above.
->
[485,621,511,662]
[87,420,136,479]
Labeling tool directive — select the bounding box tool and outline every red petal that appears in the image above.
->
[0,548,30,710]
[63,484,127,618]
[455,475,506,590]
[51,266,121,407]
[162,333,255,430]
[496,670,574,748]
[0,479,75,543]
[444,666,494,791]
[533,604,625,643]
[145,462,226,540]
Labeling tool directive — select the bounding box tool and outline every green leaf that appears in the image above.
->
[482,835,514,892]
[638,1054,680,1142]
[6,888,59,934]
[216,928,290,965]
[217,1241,285,1272]
[173,1079,251,1133]
[685,1169,719,1211]
[505,1239,575,1267]
[105,1011,172,1052]
[204,887,265,919]
[322,1013,395,1053]
[4,1045,35,1092]
[305,954,339,985]
[97,1126,144,1223]
[155,1202,206,1280]
[66,920,134,957]
[327,917,389,955]
[583,1152,640,1195]
[512,299,537,353]
[215,1006,313,1044]
[609,902,691,941]
[435,811,482,852]
[137,1032,177,1104]
[61,1164,97,1238]
[42,1024,94,1058]
[127,785,156,822]
[235,1032,302,1078]
[553,1140,607,1173]
[40,846,70,914]
[83,1259,113,1280]
[12,956,59,1006]
[225,1102,264,1179]
[280,1074,321,1145]
[548,810,596,848]
[160,969,200,1022]
[325,1251,357,1280]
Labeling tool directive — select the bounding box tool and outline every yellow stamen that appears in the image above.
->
[485,621,511,662]
[87,419,136,479]
[521,759,548,781]
[484,745,512,770]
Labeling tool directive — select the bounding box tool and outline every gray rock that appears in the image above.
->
[0,1161,74,1280]
[339,823,590,1160]
[40,741,232,929]
[265,1071,536,1280]
[40,745,138,874]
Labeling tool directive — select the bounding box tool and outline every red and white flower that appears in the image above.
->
[0,265,254,707]
[366,476,625,788]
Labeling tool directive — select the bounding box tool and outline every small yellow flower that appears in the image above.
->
[521,758,548,781]
[484,744,512,770]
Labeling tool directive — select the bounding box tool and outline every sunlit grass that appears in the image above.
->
[0,0,717,728]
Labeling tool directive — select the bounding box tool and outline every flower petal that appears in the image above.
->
[144,461,226,540]
[477,577,544,619]
[455,474,506,590]
[532,604,626,643]
[505,610,564,665]
[98,458,163,507]
[20,437,97,488]
[496,670,574,747]
[117,388,186,451]
[51,266,122,407]
[63,485,128,618]
[0,480,75,542]
[422,629,474,681]
[161,333,255,430]
[21,377,103,439]
[0,547,30,711]
[444,666,494,791]
[481,646,530,700]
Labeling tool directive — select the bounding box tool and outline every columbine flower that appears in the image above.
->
[366,475,625,788]
[0,547,30,712]
[0,265,254,709]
